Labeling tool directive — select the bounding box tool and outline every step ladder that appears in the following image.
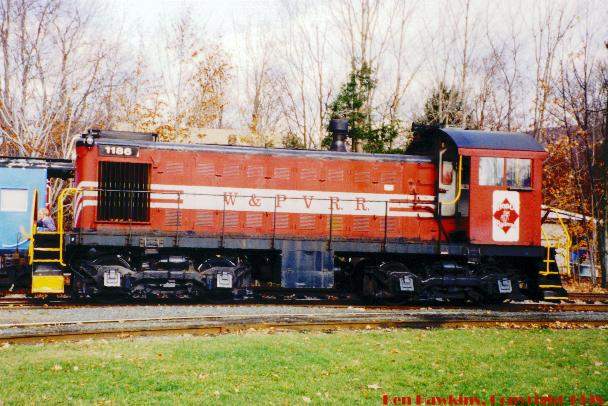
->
[539,209,571,301]
[28,188,79,294]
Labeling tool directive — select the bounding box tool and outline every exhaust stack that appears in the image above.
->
[329,119,348,152]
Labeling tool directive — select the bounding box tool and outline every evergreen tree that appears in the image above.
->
[323,63,404,153]
[417,82,467,127]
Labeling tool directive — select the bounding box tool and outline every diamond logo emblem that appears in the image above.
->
[493,198,519,233]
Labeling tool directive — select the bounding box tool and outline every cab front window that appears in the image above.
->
[506,158,531,189]
[478,157,503,186]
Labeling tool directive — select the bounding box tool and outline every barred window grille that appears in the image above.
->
[97,161,150,222]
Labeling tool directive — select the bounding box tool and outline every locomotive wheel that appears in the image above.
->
[477,264,507,305]
[361,261,413,304]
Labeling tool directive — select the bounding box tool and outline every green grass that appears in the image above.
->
[0,328,606,405]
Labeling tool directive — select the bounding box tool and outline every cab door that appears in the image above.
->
[438,148,456,216]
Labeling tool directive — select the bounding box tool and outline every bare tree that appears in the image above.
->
[278,1,334,148]
[529,0,576,141]
[0,0,127,158]
[331,0,396,126]
[154,6,232,142]
[548,14,607,284]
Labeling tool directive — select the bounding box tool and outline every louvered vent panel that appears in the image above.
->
[195,211,215,227]
[299,215,316,230]
[386,217,398,233]
[273,167,290,180]
[196,163,215,177]
[300,168,318,180]
[328,215,343,231]
[165,209,182,227]
[352,216,370,232]
[223,164,240,177]
[247,166,263,178]
[381,172,398,184]
[354,171,371,183]
[245,212,263,228]
[165,162,184,175]
[274,213,289,229]
[327,169,344,182]
[223,212,239,228]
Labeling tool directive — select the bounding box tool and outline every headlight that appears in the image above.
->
[84,134,95,146]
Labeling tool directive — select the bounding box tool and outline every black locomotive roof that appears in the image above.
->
[408,125,546,154]
[0,156,74,178]
[440,128,545,152]
[84,137,432,163]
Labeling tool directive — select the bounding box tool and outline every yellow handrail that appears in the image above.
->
[553,209,572,277]
[540,208,572,277]
[442,154,463,205]
[28,187,80,266]
[540,226,555,275]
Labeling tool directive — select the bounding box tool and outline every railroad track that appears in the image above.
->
[566,292,608,303]
[2,297,608,312]
[1,308,607,345]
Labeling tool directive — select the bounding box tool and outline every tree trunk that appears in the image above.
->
[601,212,607,288]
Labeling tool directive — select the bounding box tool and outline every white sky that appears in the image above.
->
[97,0,608,136]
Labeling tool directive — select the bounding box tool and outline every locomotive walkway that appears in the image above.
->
[1,304,607,344]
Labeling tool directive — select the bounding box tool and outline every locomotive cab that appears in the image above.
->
[410,126,547,247]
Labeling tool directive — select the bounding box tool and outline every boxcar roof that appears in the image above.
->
[0,156,73,178]
[86,137,432,163]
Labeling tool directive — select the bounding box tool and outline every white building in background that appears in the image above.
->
[541,206,595,277]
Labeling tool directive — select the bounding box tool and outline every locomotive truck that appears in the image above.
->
[2,122,567,302]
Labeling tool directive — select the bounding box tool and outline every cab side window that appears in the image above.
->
[506,158,531,189]
[0,189,28,212]
[478,157,503,186]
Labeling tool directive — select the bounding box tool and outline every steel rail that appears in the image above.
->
[567,292,608,303]
[1,298,608,312]
[1,315,607,345]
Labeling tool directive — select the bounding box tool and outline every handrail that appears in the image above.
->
[552,207,572,277]
[441,154,463,206]
[57,187,80,266]
[27,189,39,264]
[540,207,572,277]
[540,227,555,275]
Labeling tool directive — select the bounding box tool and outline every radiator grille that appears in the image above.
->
[97,161,150,222]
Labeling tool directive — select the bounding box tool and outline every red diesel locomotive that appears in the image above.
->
[29,122,565,302]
